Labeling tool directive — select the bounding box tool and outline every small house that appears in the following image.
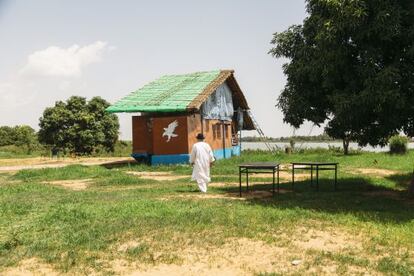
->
[106,70,255,165]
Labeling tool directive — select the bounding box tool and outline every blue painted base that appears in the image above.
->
[213,145,241,160]
[213,148,231,160]
[232,145,241,156]
[131,145,241,165]
[151,154,190,165]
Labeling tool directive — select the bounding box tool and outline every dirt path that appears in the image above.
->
[0,157,133,172]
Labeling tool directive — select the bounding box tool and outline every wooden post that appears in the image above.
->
[222,121,226,159]
[200,113,204,135]
[239,129,242,153]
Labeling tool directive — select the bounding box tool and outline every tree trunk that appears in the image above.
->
[343,138,349,155]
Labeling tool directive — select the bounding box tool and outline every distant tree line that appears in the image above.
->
[0,96,120,156]
[0,125,39,153]
[241,133,338,142]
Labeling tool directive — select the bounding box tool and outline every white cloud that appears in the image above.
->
[0,41,112,125]
[20,41,109,77]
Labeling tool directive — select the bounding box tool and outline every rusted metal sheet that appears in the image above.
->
[187,114,232,152]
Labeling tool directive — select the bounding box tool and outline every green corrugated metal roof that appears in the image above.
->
[106,70,222,113]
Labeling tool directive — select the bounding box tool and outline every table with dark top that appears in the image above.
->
[238,162,280,197]
[291,162,338,191]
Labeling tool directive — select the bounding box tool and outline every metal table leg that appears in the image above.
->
[310,164,313,187]
[292,164,295,190]
[239,167,242,197]
[316,165,319,191]
[246,168,249,192]
[335,164,337,191]
[272,167,275,196]
[277,166,280,194]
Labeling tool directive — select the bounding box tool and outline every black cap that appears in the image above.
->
[196,133,205,140]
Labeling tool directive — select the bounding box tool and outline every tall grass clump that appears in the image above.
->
[389,135,409,154]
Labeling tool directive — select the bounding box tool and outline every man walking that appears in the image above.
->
[190,133,215,193]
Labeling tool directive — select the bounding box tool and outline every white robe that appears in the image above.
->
[190,142,215,192]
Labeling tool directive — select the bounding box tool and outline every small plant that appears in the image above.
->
[285,146,292,154]
[388,135,409,154]
[289,139,295,150]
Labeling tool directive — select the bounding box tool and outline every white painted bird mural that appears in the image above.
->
[162,120,179,142]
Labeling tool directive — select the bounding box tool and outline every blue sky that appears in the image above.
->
[0,0,319,139]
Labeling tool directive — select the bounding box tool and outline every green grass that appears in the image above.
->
[1,150,414,274]
[0,140,133,159]
[0,145,46,159]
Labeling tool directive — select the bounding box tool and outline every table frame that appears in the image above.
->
[291,162,338,191]
[238,163,280,197]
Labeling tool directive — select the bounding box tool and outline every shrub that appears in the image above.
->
[388,135,409,154]
[328,145,343,153]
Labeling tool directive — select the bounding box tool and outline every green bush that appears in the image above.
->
[389,135,409,154]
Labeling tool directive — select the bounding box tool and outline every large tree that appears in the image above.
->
[38,96,119,155]
[270,0,414,154]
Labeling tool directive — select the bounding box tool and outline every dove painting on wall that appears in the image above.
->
[162,120,179,142]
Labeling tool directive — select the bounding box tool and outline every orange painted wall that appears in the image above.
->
[132,113,234,155]
[187,114,202,152]
[132,116,152,154]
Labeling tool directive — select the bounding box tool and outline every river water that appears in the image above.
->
[241,142,414,152]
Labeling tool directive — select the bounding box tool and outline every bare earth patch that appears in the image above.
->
[293,227,362,252]
[98,185,156,192]
[209,181,238,187]
[0,157,132,172]
[118,240,142,252]
[126,171,188,181]
[353,168,398,177]
[111,231,366,275]
[112,238,295,275]
[42,179,93,191]
[159,193,246,201]
[4,229,366,275]
[2,258,58,276]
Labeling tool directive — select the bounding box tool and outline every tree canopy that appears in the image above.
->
[0,125,38,152]
[270,0,414,153]
[38,96,119,155]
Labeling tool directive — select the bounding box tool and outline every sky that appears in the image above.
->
[0,0,320,140]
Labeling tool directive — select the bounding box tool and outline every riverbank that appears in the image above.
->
[242,141,414,152]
